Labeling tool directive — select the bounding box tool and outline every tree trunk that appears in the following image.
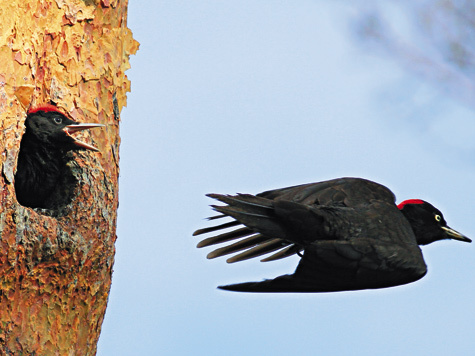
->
[0,0,138,354]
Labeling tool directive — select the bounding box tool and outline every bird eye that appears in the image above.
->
[53,117,62,124]
[435,214,442,222]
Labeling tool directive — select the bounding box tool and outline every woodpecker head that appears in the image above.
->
[25,105,104,152]
[398,199,471,245]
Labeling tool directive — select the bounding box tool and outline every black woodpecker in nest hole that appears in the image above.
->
[14,105,104,209]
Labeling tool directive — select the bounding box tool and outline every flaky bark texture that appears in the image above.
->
[0,0,138,354]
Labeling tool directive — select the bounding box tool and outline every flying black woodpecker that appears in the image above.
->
[194,177,471,292]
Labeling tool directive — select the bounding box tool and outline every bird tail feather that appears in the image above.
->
[194,193,302,263]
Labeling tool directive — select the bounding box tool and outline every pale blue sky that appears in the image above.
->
[97,2,475,355]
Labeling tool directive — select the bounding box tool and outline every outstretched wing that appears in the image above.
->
[194,177,397,263]
[194,193,329,263]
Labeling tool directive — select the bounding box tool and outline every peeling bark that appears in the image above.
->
[0,0,138,354]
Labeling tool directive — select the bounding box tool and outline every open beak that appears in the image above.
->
[442,226,472,243]
[63,123,105,151]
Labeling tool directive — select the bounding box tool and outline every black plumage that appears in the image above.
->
[14,105,103,209]
[194,177,471,292]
